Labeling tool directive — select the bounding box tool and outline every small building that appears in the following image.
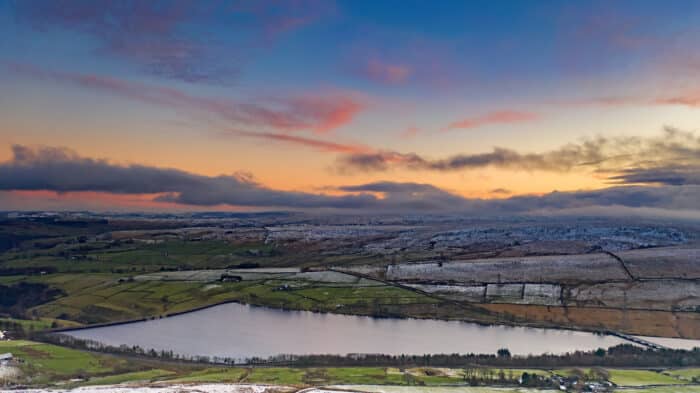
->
[219,274,242,282]
[0,353,13,365]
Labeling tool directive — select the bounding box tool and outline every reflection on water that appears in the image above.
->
[67,302,631,360]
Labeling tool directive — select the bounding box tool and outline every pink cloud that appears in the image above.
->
[8,63,364,134]
[400,126,421,138]
[344,36,463,89]
[281,96,365,134]
[655,91,700,108]
[557,90,700,109]
[558,96,639,107]
[445,110,539,131]
[232,131,370,154]
[363,59,413,85]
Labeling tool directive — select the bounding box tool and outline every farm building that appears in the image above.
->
[0,353,12,365]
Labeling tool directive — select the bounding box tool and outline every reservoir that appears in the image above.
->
[62,302,645,361]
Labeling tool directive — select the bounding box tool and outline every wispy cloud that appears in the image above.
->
[490,188,511,195]
[229,131,370,154]
[607,165,700,186]
[400,126,421,138]
[444,110,539,131]
[558,91,700,109]
[655,90,700,108]
[336,127,700,186]
[344,36,461,89]
[8,62,365,135]
[362,59,413,85]
[232,0,337,37]
[13,0,334,83]
[557,96,641,108]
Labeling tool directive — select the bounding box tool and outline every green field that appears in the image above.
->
[2,235,495,327]
[3,226,700,391]
[9,269,451,326]
[80,369,176,386]
[621,387,700,393]
[554,367,689,387]
[1,239,371,273]
[0,317,80,331]
[334,386,559,393]
[0,340,135,384]
[4,340,700,389]
[663,368,700,381]
[606,369,687,386]
[169,368,248,383]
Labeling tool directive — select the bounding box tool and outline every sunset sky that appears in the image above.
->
[1,0,699,215]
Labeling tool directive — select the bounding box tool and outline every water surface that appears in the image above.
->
[66,302,633,361]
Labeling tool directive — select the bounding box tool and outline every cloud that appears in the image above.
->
[229,131,370,154]
[337,142,608,173]
[400,126,420,138]
[607,165,700,186]
[230,0,336,37]
[337,182,470,210]
[556,96,641,108]
[0,145,465,211]
[0,145,375,209]
[279,95,365,134]
[336,127,700,184]
[556,85,700,110]
[344,37,461,89]
[362,59,413,85]
[559,92,700,109]
[444,110,539,131]
[12,0,333,83]
[8,63,365,134]
[1,145,699,216]
[655,90,700,108]
[497,185,700,213]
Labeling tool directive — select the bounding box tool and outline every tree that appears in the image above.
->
[497,348,512,358]
[521,372,530,385]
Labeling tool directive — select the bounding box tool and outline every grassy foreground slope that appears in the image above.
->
[6,338,700,391]
[0,340,136,384]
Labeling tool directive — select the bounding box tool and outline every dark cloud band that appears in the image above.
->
[1,145,699,215]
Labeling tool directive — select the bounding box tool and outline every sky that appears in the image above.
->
[1,0,700,216]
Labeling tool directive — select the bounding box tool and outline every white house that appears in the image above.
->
[0,353,12,365]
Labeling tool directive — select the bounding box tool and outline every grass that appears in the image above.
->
[169,368,247,383]
[333,386,556,393]
[324,367,407,385]
[663,368,700,381]
[0,317,80,331]
[247,367,306,384]
[2,240,289,273]
[16,268,445,326]
[1,342,696,389]
[555,367,688,386]
[81,369,175,386]
[606,369,687,386]
[622,387,700,393]
[0,339,132,384]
